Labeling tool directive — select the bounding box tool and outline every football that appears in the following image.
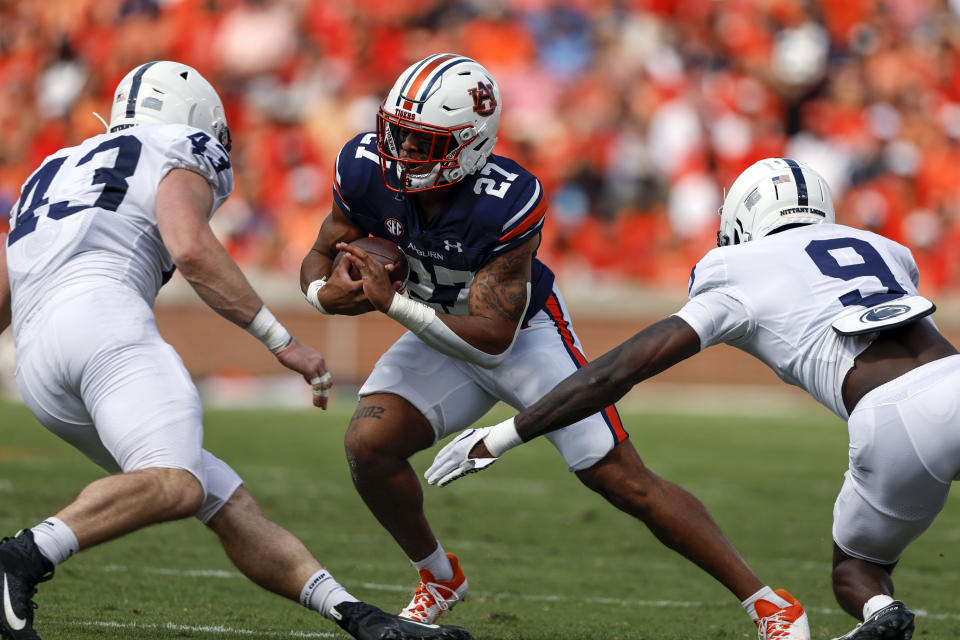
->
[332,236,409,286]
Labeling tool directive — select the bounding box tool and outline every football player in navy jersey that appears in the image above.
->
[301,54,806,634]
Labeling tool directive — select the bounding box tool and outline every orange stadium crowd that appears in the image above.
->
[2,0,960,292]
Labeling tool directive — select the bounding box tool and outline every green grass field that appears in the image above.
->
[1,396,957,640]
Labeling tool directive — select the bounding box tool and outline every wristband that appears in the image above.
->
[304,277,331,314]
[245,305,293,353]
[386,291,436,334]
[484,417,524,456]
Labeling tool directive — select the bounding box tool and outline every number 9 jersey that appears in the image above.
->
[674,223,924,420]
[6,124,233,337]
[333,132,555,324]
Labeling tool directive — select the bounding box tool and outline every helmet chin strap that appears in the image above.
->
[92,111,109,131]
[395,165,407,201]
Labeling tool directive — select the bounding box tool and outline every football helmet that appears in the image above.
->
[377,53,501,194]
[108,61,231,151]
[717,157,833,246]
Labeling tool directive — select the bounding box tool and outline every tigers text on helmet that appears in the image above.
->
[717,157,834,246]
[108,61,231,151]
[376,53,501,195]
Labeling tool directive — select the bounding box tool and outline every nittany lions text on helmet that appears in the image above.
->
[376,53,502,194]
[717,157,835,246]
[108,60,232,151]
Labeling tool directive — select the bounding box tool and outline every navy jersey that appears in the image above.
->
[333,132,555,323]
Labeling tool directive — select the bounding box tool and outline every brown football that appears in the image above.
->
[332,236,409,285]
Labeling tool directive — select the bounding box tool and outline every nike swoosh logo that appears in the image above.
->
[403,619,440,629]
[3,574,27,631]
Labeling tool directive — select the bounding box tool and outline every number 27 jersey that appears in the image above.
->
[674,223,923,419]
[333,132,555,323]
[6,124,233,336]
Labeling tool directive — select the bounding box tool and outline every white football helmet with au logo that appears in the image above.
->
[717,157,834,246]
[377,53,501,194]
[108,60,232,151]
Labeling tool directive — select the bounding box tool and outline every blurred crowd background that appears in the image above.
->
[3,0,960,294]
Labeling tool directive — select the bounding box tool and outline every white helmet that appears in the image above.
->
[376,53,501,194]
[717,157,834,246]
[108,61,231,151]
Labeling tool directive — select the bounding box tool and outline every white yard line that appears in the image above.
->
[77,620,336,637]
[94,565,960,621]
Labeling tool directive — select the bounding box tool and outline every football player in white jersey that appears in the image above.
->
[302,54,807,639]
[428,157,960,640]
[0,61,471,640]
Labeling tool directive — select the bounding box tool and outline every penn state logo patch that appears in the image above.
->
[385,218,405,237]
[860,304,910,323]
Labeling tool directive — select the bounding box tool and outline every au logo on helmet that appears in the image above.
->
[468,82,497,116]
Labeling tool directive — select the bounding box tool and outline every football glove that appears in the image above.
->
[425,428,499,487]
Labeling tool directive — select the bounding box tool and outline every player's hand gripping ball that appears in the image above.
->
[332,237,409,290]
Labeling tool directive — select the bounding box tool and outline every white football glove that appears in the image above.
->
[425,428,499,487]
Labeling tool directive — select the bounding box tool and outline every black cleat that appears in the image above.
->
[0,531,54,640]
[833,600,915,640]
[331,601,472,640]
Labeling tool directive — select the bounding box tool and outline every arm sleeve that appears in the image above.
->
[493,177,546,256]
[156,125,234,214]
[674,290,751,350]
[673,248,752,349]
[332,133,380,223]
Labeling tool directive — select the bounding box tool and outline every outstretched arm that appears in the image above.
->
[340,234,536,368]
[157,169,331,408]
[516,315,700,438]
[425,315,701,485]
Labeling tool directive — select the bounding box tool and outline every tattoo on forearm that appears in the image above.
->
[352,406,385,421]
[468,244,531,322]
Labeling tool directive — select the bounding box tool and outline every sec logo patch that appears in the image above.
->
[385,218,405,237]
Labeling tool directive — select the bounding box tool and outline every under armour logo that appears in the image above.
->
[443,240,463,252]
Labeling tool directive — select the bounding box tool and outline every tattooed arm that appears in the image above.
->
[340,234,536,366]
[433,234,535,355]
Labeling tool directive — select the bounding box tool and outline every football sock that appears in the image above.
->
[30,517,79,566]
[741,586,791,620]
[300,569,358,620]
[412,543,453,582]
[863,594,895,620]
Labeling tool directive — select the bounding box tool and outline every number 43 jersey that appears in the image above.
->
[675,223,924,419]
[333,132,555,323]
[6,124,233,335]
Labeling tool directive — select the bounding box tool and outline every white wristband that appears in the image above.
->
[304,278,331,314]
[245,305,293,353]
[483,417,523,456]
[386,291,436,334]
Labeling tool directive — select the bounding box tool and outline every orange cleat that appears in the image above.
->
[399,553,469,624]
[755,589,811,640]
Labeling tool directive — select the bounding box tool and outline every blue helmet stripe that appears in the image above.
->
[125,61,159,119]
[414,57,471,113]
[394,54,444,108]
[782,158,808,206]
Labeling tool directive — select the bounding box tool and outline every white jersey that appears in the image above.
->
[674,223,923,419]
[6,123,232,339]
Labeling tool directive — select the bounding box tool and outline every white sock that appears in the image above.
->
[863,594,895,620]
[412,543,453,582]
[30,517,78,566]
[741,586,790,620]
[300,569,358,620]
